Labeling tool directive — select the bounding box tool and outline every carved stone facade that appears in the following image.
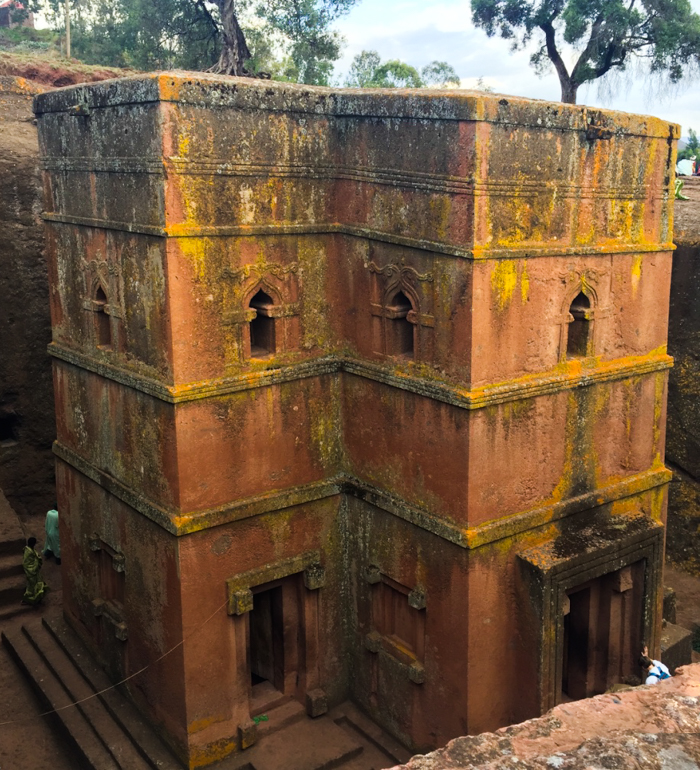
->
[35,75,676,768]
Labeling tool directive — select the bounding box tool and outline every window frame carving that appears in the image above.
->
[221,262,300,363]
[366,258,434,361]
[81,259,123,353]
[558,280,600,362]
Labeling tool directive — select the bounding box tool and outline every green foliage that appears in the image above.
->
[345,50,460,88]
[345,49,381,86]
[0,25,59,53]
[420,60,461,87]
[32,0,356,84]
[471,0,700,102]
[678,128,700,161]
[37,0,218,69]
[256,0,354,85]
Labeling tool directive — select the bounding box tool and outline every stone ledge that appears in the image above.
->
[393,663,700,769]
[48,341,673,411]
[53,441,670,548]
[33,72,679,141]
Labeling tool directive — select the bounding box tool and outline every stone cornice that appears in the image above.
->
[49,342,672,409]
[53,441,670,547]
[33,73,679,142]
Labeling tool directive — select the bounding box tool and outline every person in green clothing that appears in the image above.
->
[22,537,49,606]
[44,506,61,565]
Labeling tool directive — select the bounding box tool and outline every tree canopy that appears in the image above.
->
[678,128,700,160]
[35,0,358,84]
[345,50,460,88]
[471,0,700,103]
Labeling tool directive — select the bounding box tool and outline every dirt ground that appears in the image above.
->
[0,50,130,87]
[673,175,700,242]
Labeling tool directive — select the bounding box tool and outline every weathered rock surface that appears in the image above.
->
[0,76,55,518]
[393,663,700,769]
[667,177,700,575]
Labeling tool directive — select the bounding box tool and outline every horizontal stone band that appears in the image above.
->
[54,440,670,548]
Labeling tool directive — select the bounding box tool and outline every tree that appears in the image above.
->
[256,0,356,85]
[34,0,357,83]
[678,128,700,161]
[471,0,700,104]
[210,0,251,75]
[421,60,461,87]
[345,50,460,88]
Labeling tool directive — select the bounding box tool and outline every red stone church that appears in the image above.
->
[34,74,676,768]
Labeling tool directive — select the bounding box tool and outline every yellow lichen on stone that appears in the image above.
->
[490,259,529,311]
[631,254,643,295]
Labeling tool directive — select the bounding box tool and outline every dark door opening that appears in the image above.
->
[563,587,590,700]
[561,562,645,702]
[250,585,284,692]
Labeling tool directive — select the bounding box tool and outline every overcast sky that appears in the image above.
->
[332,0,700,136]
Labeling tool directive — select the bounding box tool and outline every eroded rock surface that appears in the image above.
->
[394,663,700,769]
[0,76,55,518]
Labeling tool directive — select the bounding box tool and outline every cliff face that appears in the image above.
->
[394,662,700,769]
[0,76,55,518]
[667,177,700,574]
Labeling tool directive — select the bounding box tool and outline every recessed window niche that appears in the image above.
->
[249,290,276,357]
[94,286,112,350]
[386,291,414,358]
[566,292,591,358]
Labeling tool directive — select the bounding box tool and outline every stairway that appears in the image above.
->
[2,614,183,769]
[0,488,28,621]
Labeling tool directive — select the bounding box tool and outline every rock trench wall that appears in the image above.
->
[0,76,55,520]
[667,178,700,576]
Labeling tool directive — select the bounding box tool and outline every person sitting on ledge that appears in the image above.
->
[21,537,49,607]
[639,646,671,685]
[43,506,61,565]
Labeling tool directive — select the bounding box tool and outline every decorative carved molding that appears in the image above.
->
[223,262,299,282]
[81,257,124,319]
[87,534,126,572]
[91,598,128,641]
[365,565,382,584]
[408,586,427,610]
[226,550,322,615]
[364,257,433,283]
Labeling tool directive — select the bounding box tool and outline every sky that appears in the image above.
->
[332,0,700,136]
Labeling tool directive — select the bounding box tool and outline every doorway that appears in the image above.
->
[250,585,284,691]
[561,561,645,701]
[248,577,302,715]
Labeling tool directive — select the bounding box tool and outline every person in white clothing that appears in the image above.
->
[639,646,671,684]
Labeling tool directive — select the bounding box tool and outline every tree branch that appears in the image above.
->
[570,14,604,85]
[540,20,573,97]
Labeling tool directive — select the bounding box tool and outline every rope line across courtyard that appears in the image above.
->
[0,597,230,728]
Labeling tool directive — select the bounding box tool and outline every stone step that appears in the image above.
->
[43,615,183,770]
[24,619,153,770]
[2,625,121,770]
[0,488,25,558]
[0,600,34,624]
[0,551,24,579]
[0,536,24,557]
[0,570,25,605]
[329,703,412,766]
[225,712,364,770]
[254,698,306,739]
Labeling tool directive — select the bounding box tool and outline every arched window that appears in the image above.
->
[567,292,590,358]
[386,291,414,358]
[94,286,112,349]
[249,289,276,357]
